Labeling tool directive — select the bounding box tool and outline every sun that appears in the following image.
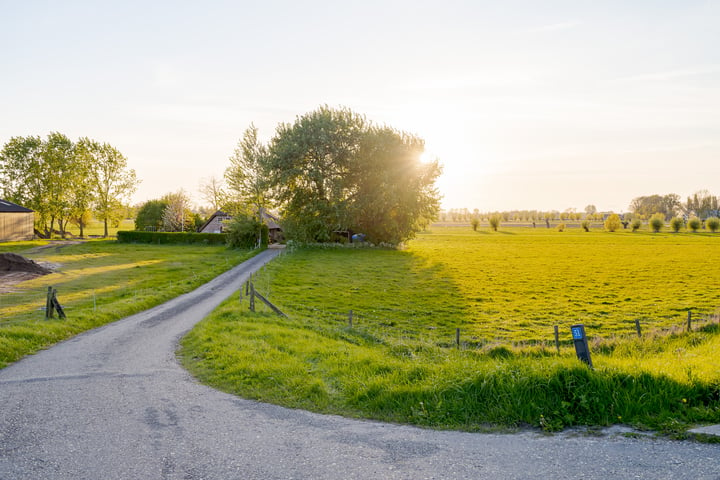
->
[419,150,437,164]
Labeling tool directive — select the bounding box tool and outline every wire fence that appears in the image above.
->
[240,274,720,353]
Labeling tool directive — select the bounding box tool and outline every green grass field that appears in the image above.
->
[180,227,720,435]
[0,240,256,368]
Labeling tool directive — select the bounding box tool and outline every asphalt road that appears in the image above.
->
[1,249,719,480]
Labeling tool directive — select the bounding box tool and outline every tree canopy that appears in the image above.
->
[259,106,441,244]
[0,133,138,237]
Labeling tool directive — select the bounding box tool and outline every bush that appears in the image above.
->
[649,214,664,233]
[687,217,701,232]
[488,215,501,232]
[471,218,480,231]
[225,214,268,249]
[581,220,590,232]
[117,231,227,245]
[669,216,684,233]
[707,217,720,233]
[556,223,566,232]
[631,218,642,232]
[604,213,621,232]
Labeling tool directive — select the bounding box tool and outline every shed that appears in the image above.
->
[0,200,34,242]
[198,210,283,243]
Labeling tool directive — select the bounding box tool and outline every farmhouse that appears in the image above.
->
[198,210,233,234]
[198,210,284,243]
[0,200,34,242]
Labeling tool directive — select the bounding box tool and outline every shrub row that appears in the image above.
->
[117,230,228,245]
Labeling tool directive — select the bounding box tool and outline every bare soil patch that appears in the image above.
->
[0,253,55,294]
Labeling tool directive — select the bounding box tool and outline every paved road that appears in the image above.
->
[1,249,719,480]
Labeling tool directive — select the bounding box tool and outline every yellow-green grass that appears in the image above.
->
[180,228,720,434]
[0,240,257,368]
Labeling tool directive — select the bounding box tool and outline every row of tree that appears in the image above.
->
[442,191,718,225]
[192,106,442,244]
[0,133,139,237]
[629,191,719,220]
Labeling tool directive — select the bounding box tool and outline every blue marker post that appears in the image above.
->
[571,324,593,368]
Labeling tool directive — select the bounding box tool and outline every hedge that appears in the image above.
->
[116,231,228,245]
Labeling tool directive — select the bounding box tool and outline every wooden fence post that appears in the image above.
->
[456,328,461,349]
[635,318,642,338]
[687,310,692,332]
[249,283,255,312]
[553,325,560,354]
[52,289,66,319]
[45,286,54,319]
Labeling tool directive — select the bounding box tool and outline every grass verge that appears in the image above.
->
[180,229,720,434]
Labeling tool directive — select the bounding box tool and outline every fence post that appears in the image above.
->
[635,318,642,338]
[456,328,461,349]
[348,310,353,327]
[249,283,255,312]
[553,325,560,354]
[687,310,692,332]
[45,286,54,319]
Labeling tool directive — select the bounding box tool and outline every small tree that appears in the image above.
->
[135,199,168,231]
[604,213,621,232]
[669,216,684,233]
[649,213,664,233]
[488,214,501,231]
[556,223,566,232]
[162,191,194,232]
[470,217,480,231]
[581,220,590,232]
[706,217,720,232]
[631,218,642,232]
[687,216,701,232]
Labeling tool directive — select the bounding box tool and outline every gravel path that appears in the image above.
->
[1,249,719,479]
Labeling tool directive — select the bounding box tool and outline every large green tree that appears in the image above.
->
[71,138,100,237]
[264,106,441,243]
[349,126,441,244]
[224,123,272,219]
[85,140,139,237]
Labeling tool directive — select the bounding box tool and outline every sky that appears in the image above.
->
[1,0,719,213]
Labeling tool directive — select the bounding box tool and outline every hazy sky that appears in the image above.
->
[2,0,719,212]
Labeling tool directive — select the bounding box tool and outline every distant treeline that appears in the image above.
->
[441,190,720,223]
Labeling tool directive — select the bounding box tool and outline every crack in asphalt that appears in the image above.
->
[1,247,720,479]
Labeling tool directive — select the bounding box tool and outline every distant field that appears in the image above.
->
[410,227,720,342]
[61,218,135,237]
[181,227,720,434]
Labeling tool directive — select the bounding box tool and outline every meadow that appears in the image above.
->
[0,240,256,368]
[180,227,720,435]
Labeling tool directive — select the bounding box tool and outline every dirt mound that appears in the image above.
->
[0,253,53,275]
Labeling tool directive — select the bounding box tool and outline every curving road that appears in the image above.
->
[1,249,719,480]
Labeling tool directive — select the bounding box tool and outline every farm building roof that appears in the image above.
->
[0,200,33,213]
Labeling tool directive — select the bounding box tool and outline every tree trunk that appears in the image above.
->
[103,218,109,238]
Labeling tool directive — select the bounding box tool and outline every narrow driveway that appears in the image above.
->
[1,249,718,479]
